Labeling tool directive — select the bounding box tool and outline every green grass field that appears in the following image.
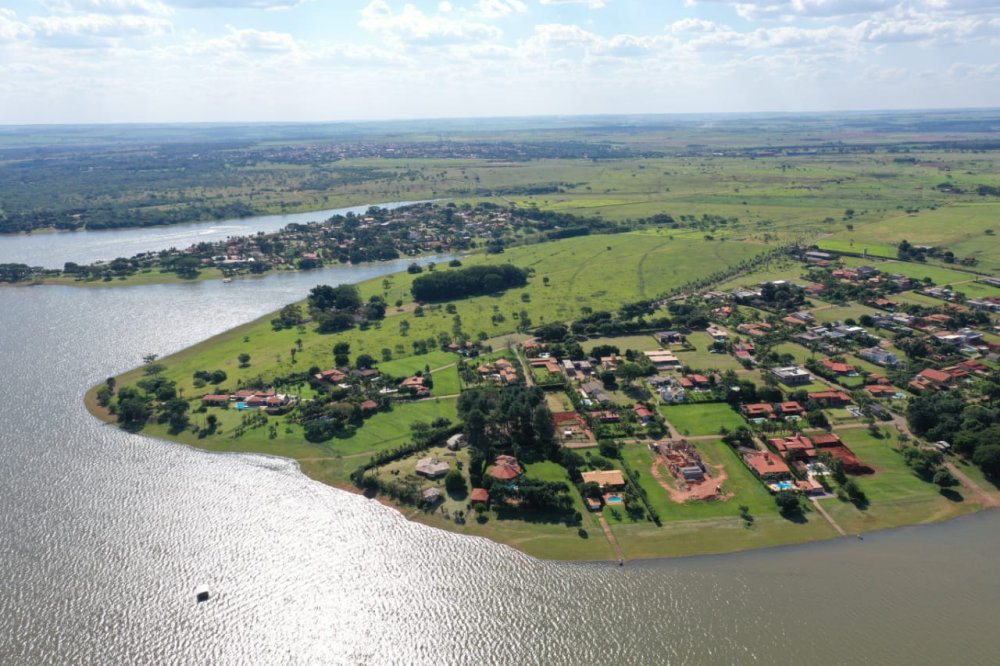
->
[660,403,745,436]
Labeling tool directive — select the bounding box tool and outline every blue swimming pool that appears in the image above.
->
[235,402,248,410]
[773,481,794,491]
[605,495,624,504]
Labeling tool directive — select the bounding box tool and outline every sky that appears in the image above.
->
[0,0,998,124]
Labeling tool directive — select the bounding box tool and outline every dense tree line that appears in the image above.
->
[411,264,528,302]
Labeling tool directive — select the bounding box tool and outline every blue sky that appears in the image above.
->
[0,1,998,123]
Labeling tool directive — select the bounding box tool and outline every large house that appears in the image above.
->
[807,390,852,407]
[644,350,682,370]
[771,366,812,386]
[581,470,626,490]
[858,347,902,368]
[743,450,791,479]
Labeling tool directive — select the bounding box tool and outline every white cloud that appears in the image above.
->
[166,0,307,8]
[477,0,528,19]
[539,0,609,7]
[40,0,174,16]
[27,13,172,43]
[359,1,503,44]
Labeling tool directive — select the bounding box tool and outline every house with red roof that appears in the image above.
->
[743,450,791,479]
[488,455,523,481]
[807,390,852,407]
[769,434,816,462]
[909,368,955,392]
[821,359,854,375]
[741,403,775,419]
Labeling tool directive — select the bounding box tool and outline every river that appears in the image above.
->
[1,217,998,664]
[0,200,430,269]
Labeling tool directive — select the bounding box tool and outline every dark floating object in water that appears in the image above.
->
[194,585,210,603]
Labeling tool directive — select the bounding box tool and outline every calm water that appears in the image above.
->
[1,241,998,664]
[0,200,429,269]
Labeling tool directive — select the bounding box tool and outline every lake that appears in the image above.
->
[0,221,997,664]
[0,200,429,269]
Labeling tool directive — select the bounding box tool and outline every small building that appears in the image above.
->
[201,394,230,407]
[488,455,523,481]
[415,457,450,479]
[422,487,443,504]
[446,433,466,450]
[634,404,654,423]
[469,488,490,504]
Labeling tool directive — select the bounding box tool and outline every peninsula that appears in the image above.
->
[86,206,1000,560]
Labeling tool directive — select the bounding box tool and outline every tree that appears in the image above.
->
[933,469,959,488]
[774,492,801,516]
[238,353,251,368]
[973,445,1000,478]
[445,469,467,495]
[356,354,376,369]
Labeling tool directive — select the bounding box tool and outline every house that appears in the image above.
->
[644,350,682,370]
[314,368,347,383]
[779,401,806,418]
[634,404,654,423]
[415,457,450,479]
[360,399,379,411]
[488,455,523,481]
[769,434,816,461]
[201,394,230,407]
[821,359,854,375]
[401,375,430,396]
[562,359,577,377]
[446,433,466,450]
[580,381,611,404]
[581,469,627,490]
[812,433,872,474]
[865,385,897,397]
[679,374,712,390]
[706,324,729,342]
[351,368,380,381]
[741,403,775,419]
[858,347,901,368]
[808,390,852,407]
[469,488,490,504]
[422,487,442,503]
[591,410,620,423]
[654,331,684,344]
[909,368,955,392]
[743,450,791,479]
[771,366,812,386]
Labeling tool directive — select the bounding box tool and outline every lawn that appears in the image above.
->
[818,428,981,535]
[581,335,660,354]
[660,403,745,436]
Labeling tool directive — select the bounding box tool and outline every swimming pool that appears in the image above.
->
[772,481,794,491]
[235,402,248,410]
[605,495,624,504]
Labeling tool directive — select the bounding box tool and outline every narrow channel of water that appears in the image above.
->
[1,274,998,664]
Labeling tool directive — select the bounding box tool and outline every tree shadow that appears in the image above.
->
[779,509,809,524]
[940,488,964,502]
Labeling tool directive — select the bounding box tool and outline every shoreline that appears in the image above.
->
[83,375,996,561]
